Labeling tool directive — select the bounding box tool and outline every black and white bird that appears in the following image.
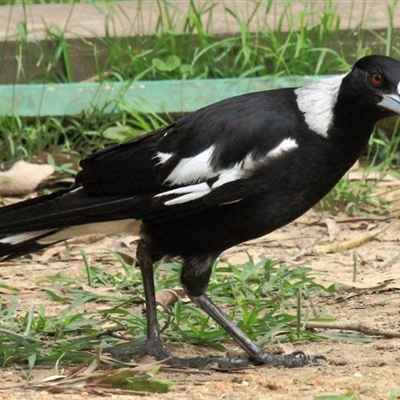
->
[1,55,400,368]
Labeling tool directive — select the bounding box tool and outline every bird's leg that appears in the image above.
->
[189,293,327,368]
[105,242,226,368]
[107,250,326,369]
[179,256,327,369]
[105,240,170,361]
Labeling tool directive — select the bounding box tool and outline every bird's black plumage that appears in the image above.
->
[1,55,400,368]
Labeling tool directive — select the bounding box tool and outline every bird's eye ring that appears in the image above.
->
[370,72,384,87]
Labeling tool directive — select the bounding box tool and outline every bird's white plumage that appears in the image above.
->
[295,74,346,138]
[157,138,298,205]
[160,183,211,205]
[164,146,217,185]
[267,138,298,158]
[213,138,298,189]
[0,230,52,245]
[156,152,173,165]
[212,154,255,189]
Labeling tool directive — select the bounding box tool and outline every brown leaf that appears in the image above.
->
[0,161,54,196]
[155,289,179,308]
[115,251,136,265]
[156,287,188,309]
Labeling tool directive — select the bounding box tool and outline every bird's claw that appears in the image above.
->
[270,350,327,368]
[208,350,327,370]
[104,341,327,370]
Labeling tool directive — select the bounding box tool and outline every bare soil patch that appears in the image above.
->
[1,209,400,399]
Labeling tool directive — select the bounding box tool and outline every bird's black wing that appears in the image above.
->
[0,88,302,236]
[76,88,302,211]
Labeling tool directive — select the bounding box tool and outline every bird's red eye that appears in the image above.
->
[370,73,384,87]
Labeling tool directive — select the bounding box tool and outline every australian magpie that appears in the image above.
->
[1,55,400,368]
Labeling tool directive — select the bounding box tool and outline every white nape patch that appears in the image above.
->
[156,152,173,165]
[164,146,217,185]
[0,230,52,245]
[38,219,141,245]
[295,74,346,137]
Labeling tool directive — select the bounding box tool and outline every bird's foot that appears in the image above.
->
[104,340,326,369]
[103,338,230,369]
[103,336,170,362]
[211,350,327,369]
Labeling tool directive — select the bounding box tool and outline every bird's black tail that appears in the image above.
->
[0,186,141,261]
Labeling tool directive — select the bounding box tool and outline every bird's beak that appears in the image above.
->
[379,90,400,114]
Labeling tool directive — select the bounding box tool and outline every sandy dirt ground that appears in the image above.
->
[1,205,400,400]
[2,1,400,399]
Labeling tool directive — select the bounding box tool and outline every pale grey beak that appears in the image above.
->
[379,92,400,114]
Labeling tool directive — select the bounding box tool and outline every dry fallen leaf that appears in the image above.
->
[313,216,398,254]
[114,251,136,266]
[156,288,188,309]
[322,218,340,242]
[21,347,174,395]
[0,161,54,196]
[155,289,179,308]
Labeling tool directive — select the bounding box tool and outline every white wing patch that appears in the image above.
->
[157,182,211,205]
[163,146,217,185]
[212,153,255,189]
[266,138,298,158]
[295,74,346,137]
[156,152,173,165]
[156,138,298,205]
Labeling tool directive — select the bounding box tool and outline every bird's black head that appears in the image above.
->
[341,55,400,120]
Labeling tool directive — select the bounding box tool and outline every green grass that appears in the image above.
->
[2,0,399,84]
[0,0,399,165]
[0,252,341,366]
[0,0,400,382]
[0,2,379,83]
